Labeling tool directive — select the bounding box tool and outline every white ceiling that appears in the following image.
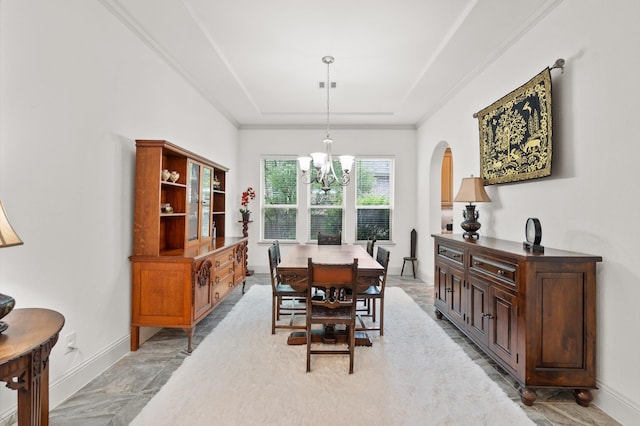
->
[101,0,561,129]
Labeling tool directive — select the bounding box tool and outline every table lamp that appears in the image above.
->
[0,200,22,332]
[454,176,491,239]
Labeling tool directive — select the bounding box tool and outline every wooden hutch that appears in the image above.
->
[432,233,601,406]
[130,140,247,353]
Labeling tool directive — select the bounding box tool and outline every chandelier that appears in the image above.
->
[298,56,354,193]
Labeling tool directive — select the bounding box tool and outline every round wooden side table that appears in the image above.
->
[0,308,65,426]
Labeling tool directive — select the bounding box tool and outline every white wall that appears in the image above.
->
[2,0,637,423]
[238,128,417,275]
[0,0,238,418]
[417,0,640,423]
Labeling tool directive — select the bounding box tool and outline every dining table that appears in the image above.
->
[276,244,384,346]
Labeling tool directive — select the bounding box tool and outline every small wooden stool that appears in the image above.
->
[401,229,417,278]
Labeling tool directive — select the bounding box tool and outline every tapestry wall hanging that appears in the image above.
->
[475,68,552,185]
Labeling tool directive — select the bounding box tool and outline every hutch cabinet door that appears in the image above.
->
[200,166,212,239]
[188,161,201,242]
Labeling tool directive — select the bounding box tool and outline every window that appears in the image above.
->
[261,156,394,243]
[309,160,344,240]
[356,159,392,241]
[262,159,297,240]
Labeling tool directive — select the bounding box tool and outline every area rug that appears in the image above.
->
[131,285,533,426]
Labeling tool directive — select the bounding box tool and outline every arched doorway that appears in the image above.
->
[440,147,454,232]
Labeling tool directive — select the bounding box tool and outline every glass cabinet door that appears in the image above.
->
[188,161,201,241]
[201,166,212,238]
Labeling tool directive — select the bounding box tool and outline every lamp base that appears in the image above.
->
[460,204,482,240]
[0,293,15,333]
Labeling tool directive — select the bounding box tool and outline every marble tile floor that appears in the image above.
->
[45,274,620,426]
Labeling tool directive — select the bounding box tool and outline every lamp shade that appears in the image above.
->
[0,200,23,248]
[297,156,312,172]
[338,155,354,172]
[310,152,327,169]
[454,176,491,203]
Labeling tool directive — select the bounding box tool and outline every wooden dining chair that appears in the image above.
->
[268,244,306,334]
[317,231,341,245]
[306,257,359,373]
[357,247,390,336]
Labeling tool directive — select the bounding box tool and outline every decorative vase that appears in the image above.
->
[161,169,171,181]
[242,212,251,222]
[0,293,15,333]
[169,171,180,183]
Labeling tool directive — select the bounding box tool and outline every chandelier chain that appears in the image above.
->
[325,57,331,139]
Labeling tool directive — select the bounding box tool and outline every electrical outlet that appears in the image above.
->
[65,332,77,352]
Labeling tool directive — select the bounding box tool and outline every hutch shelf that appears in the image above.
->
[432,233,601,407]
[130,140,247,353]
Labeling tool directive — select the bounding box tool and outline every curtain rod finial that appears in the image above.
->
[550,58,565,73]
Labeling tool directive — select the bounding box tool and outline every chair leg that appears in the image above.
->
[349,324,355,374]
[380,299,384,336]
[306,324,312,372]
[370,298,376,322]
[272,296,276,335]
[401,260,406,276]
[412,260,416,279]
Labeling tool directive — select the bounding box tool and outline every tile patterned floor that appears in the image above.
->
[44,274,619,425]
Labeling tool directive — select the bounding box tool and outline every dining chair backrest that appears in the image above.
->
[376,246,390,288]
[268,244,280,290]
[366,236,377,257]
[273,240,281,265]
[307,257,358,311]
[317,231,342,245]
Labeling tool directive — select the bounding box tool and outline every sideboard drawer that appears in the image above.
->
[213,247,235,269]
[436,243,464,266]
[470,253,517,286]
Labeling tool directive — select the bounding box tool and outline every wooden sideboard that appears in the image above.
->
[432,233,601,406]
[129,140,247,352]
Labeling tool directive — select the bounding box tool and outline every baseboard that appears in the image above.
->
[48,334,131,409]
[0,334,130,425]
[594,380,640,424]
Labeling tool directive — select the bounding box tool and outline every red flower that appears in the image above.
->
[240,187,256,214]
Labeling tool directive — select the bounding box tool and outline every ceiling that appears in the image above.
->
[101,0,561,129]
